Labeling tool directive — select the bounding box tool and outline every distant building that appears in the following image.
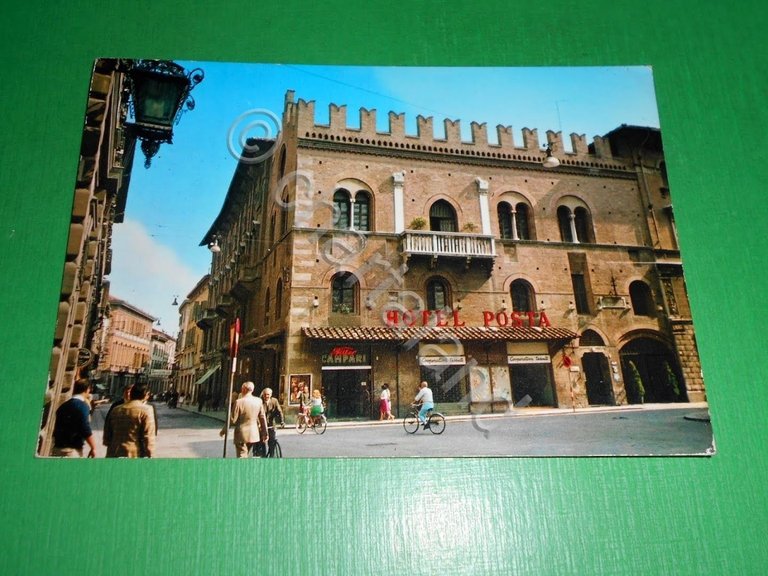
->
[96,296,156,397]
[198,91,704,419]
[174,275,211,405]
[149,328,176,396]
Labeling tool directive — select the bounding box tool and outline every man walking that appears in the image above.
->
[222,381,268,458]
[103,384,156,458]
[51,378,97,458]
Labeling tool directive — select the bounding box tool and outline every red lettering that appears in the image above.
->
[527,311,536,327]
[496,311,508,326]
[452,310,465,327]
[331,346,356,357]
[436,310,448,327]
[539,310,551,327]
[385,310,399,326]
[482,311,494,326]
[422,310,432,326]
[402,310,416,326]
[511,311,523,327]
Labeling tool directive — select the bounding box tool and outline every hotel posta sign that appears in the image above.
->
[384,309,552,328]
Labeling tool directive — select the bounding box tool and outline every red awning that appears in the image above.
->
[302,325,577,343]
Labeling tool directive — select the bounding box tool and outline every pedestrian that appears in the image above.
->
[103,384,156,458]
[220,382,268,458]
[379,383,394,420]
[197,391,207,412]
[260,387,284,457]
[104,383,158,437]
[51,378,97,458]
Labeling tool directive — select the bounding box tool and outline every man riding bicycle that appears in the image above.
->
[414,381,434,428]
[260,387,284,457]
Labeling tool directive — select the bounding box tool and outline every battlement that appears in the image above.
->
[285,92,629,170]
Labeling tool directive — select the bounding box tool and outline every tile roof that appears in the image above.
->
[302,325,577,342]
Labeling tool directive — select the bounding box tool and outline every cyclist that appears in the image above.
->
[309,388,325,423]
[413,381,434,428]
[260,387,284,457]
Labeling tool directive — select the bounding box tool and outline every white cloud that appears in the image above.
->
[108,219,202,334]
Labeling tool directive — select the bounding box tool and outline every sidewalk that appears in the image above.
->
[176,402,711,429]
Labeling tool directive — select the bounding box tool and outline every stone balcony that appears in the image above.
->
[400,230,496,271]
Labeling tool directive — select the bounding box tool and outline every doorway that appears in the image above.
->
[321,369,372,418]
[582,352,614,405]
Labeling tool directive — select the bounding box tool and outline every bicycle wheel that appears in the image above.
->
[313,415,327,434]
[403,411,419,434]
[297,417,307,434]
[270,441,282,458]
[428,413,446,435]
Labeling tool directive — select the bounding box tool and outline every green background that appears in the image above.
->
[1,1,766,574]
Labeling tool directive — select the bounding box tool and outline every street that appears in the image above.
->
[91,401,713,458]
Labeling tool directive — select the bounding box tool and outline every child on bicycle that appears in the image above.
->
[309,388,324,420]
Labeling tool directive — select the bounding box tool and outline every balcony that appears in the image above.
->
[196,307,219,329]
[401,230,495,271]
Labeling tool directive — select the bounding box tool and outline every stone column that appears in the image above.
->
[393,171,405,233]
[476,177,491,235]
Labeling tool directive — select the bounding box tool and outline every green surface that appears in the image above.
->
[1,1,766,574]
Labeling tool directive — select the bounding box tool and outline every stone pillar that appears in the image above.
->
[393,172,405,233]
[476,177,491,235]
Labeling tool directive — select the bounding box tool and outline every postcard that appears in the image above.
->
[38,60,714,458]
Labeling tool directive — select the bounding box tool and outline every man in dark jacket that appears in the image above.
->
[51,379,97,458]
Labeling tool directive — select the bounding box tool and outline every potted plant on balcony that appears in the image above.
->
[408,217,427,230]
[461,222,478,232]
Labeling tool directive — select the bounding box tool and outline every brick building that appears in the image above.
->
[198,91,704,419]
[174,274,211,405]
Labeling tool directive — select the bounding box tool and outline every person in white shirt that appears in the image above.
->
[413,381,434,428]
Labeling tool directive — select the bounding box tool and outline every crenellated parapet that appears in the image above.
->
[285,92,630,170]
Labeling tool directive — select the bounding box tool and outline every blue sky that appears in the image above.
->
[107,63,660,334]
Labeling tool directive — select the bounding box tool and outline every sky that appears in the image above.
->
[106,62,661,335]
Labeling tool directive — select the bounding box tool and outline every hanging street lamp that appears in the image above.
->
[123,59,204,168]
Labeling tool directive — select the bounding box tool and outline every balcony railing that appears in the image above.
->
[401,230,496,260]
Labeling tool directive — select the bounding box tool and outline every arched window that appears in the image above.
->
[498,202,513,239]
[515,203,531,240]
[573,207,593,243]
[264,287,271,325]
[511,279,535,312]
[630,281,654,316]
[331,272,358,314]
[557,204,593,243]
[557,205,574,242]
[333,190,351,229]
[426,277,450,310]
[354,191,371,231]
[275,279,283,319]
[278,145,287,179]
[579,329,605,346]
[429,200,457,232]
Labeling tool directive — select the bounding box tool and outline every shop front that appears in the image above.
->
[320,345,373,419]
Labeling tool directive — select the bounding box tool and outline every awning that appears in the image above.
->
[194,365,221,386]
[302,325,577,343]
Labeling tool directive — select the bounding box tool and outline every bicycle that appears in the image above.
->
[296,409,327,434]
[403,403,446,435]
[265,425,282,458]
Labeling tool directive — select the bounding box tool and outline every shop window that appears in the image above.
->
[510,279,535,312]
[333,190,351,229]
[426,277,451,310]
[331,272,358,314]
[429,200,457,232]
[629,280,654,316]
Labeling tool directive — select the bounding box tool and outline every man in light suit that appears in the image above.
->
[221,381,268,458]
[103,384,156,458]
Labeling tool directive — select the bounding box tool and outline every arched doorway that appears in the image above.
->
[619,337,686,404]
[583,353,614,405]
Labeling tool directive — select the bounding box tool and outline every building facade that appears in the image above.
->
[148,328,176,396]
[96,296,156,397]
[39,59,137,455]
[199,91,704,420]
[174,275,210,405]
